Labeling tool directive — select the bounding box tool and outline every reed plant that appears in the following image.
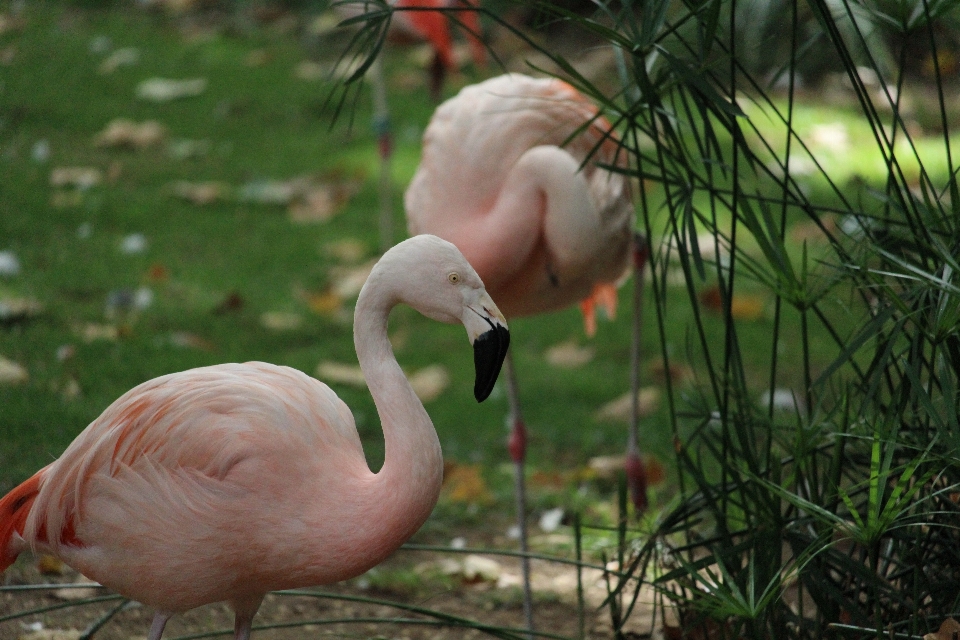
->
[339,0,960,636]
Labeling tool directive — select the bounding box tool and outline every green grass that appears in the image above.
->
[0,2,906,507]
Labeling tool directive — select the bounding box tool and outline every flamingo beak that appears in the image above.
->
[465,294,509,402]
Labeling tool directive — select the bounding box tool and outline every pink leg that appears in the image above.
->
[147,612,172,640]
[505,352,534,637]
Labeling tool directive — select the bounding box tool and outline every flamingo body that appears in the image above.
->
[0,235,509,639]
[405,74,634,326]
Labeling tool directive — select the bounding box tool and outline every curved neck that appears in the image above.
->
[352,273,444,551]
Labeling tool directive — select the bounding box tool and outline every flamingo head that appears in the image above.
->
[381,234,510,401]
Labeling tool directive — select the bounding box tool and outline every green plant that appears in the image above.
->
[338,0,960,636]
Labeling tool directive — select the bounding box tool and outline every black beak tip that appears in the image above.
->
[473,324,510,402]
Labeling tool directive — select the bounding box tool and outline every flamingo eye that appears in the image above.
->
[448,272,461,284]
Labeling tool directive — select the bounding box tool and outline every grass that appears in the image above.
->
[1,0,951,530]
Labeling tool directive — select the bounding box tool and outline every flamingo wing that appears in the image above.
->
[18,362,362,611]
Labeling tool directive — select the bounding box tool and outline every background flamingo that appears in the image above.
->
[0,234,509,640]
[340,0,486,250]
[405,73,645,630]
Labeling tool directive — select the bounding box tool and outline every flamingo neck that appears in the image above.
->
[352,276,444,553]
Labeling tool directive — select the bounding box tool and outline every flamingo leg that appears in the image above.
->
[147,612,172,640]
[504,351,534,637]
[231,596,264,640]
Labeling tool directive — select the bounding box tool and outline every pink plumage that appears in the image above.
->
[405,73,635,332]
[0,235,509,640]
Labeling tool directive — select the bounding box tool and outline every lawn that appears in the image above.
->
[4,2,954,637]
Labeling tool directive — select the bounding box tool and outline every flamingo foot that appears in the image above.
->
[579,283,619,337]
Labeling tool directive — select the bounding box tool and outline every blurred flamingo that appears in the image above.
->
[0,235,509,640]
[405,73,647,631]
[340,0,486,250]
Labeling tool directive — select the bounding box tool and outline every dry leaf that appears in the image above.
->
[50,167,102,189]
[0,297,42,324]
[169,180,230,205]
[52,577,101,601]
[0,250,19,277]
[442,462,494,505]
[700,286,766,320]
[315,361,366,387]
[288,185,353,224]
[36,554,67,576]
[260,311,303,331]
[76,323,119,342]
[306,290,343,316]
[594,387,660,422]
[94,118,166,149]
[0,355,28,385]
[544,340,595,368]
[408,365,450,403]
[98,46,139,74]
[324,238,368,263]
[587,454,666,485]
[461,555,502,583]
[136,77,207,102]
[924,618,960,640]
[330,260,376,298]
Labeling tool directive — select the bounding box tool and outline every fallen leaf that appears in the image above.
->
[98,46,139,74]
[539,507,564,532]
[212,292,244,315]
[324,238,368,263]
[648,360,694,386]
[167,138,211,160]
[544,340,594,368]
[52,577,101,601]
[442,462,493,505]
[408,364,450,402]
[924,617,960,640]
[169,180,230,205]
[330,260,376,298]
[49,166,102,189]
[288,185,354,224]
[315,361,366,387]
[587,454,666,485]
[75,323,119,342]
[146,263,169,282]
[94,118,166,149]
[305,290,343,317]
[0,297,42,325]
[0,250,19,277]
[594,387,660,422]
[119,233,148,254]
[36,554,67,576]
[699,286,766,320]
[260,311,303,331]
[136,77,207,102]
[168,332,214,351]
[237,178,301,205]
[294,59,326,81]
[0,355,28,385]
[461,555,502,583]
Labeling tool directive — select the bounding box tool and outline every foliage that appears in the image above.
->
[335,0,960,636]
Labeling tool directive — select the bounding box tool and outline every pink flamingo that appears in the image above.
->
[405,73,645,630]
[0,234,509,640]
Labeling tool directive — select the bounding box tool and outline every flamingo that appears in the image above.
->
[405,73,644,630]
[339,0,486,251]
[0,234,509,640]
